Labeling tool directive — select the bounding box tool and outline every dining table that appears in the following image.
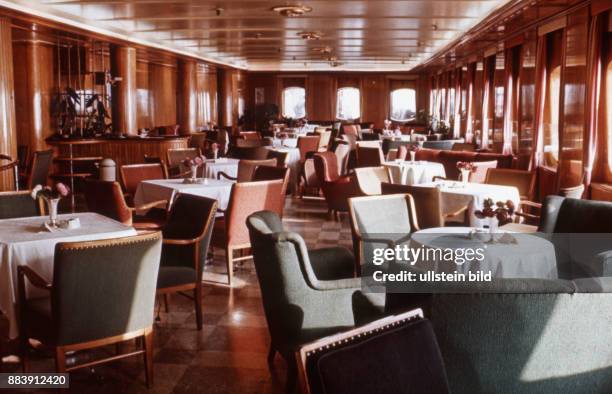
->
[271,138,298,148]
[415,180,522,227]
[0,212,137,339]
[384,160,446,185]
[203,158,239,179]
[410,226,558,280]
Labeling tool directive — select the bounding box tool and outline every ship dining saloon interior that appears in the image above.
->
[1,0,612,393]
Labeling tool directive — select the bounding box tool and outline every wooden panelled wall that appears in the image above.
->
[423,2,611,200]
[244,72,429,128]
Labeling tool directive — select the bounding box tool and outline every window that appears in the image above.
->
[390,88,416,121]
[336,87,360,120]
[282,87,306,119]
[543,66,561,167]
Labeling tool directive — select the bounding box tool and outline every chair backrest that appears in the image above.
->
[167,148,201,173]
[236,138,266,148]
[52,233,162,345]
[266,149,289,167]
[540,195,612,233]
[341,134,358,149]
[297,309,450,394]
[237,158,277,182]
[0,191,41,219]
[314,152,340,182]
[452,142,476,152]
[162,194,217,276]
[225,180,286,247]
[354,166,391,195]
[469,160,498,183]
[485,168,535,200]
[342,124,360,137]
[356,146,384,168]
[120,163,166,197]
[316,130,332,151]
[297,136,321,162]
[27,149,53,189]
[252,165,290,184]
[84,180,132,225]
[240,131,261,140]
[381,183,444,229]
[231,146,270,160]
[334,143,350,176]
[189,133,208,150]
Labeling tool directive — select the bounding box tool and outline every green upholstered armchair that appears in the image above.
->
[18,233,162,387]
[157,194,217,330]
[0,191,42,219]
[246,210,385,393]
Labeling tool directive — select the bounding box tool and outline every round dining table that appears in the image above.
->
[384,160,446,185]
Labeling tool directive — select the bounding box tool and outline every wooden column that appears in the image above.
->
[110,45,137,135]
[0,17,17,191]
[219,68,235,129]
[13,33,54,153]
[177,59,197,135]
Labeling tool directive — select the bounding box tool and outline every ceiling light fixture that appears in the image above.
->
[297,31,323,40]
[271,5,313,17]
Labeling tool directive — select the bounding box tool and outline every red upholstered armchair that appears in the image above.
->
[314,152,364,220]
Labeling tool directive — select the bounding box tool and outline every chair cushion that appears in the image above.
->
[133,214,166,231]
[308,247,355,280]
[157,266,197,289]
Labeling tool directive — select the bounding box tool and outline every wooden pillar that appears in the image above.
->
[219,68,235,129]
[0,17,17,191]
[110,45,137,135]
[13,33,54,153]
[177,59,197,135]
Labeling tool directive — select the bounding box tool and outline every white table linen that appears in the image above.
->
[410,227,557,279]
[0,213,137,338]
[134,178,233,212]
[272,138,298,148]
[203,158,239,179]
[416,180,521,227]
[384,161,446,185]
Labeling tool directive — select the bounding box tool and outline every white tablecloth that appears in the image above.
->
[266,147,300,191]
[0,213,136,338]
[134,178,233,212]
[384,161,446,185]
[272,138,298,148]
[416,180,521,227]
[203,158,239,179]
[410,227,557,279]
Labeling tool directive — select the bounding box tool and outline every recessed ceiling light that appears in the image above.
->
[297,31,323,40]
[271,5,313,17]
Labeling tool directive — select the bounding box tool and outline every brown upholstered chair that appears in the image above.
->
[354,166,392,196]
[236,138,266,148]
[230,146,270,160]
[189,133,208,150]
[166,148,201,177]
[217,158,277,182]
[297,136,321,163]
[315,130,332,151]
[120,163,168,206]
[451,142,476,152]
[381,183,469,228]
[25,149,53,189]
[239,131,261,140]
[84,180,167,231]
[211,179,286,285]
[18,233,162,385]
[156,194,217,330]
[314,152,364,219]
[334,143,351,176]
[591,182,612,202]
[356,146,385,168]
[0,191,43,219]
[252,166,290,213]
[299,158,320,198]
[484,168,536,200]
[266,149,289,167]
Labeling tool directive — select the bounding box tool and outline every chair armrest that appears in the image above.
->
[433,176,451,182]
[357,233,412,248]
[520,200,542,210]
[163,237,200,246]
[18,266,51,291]
[132,199,168,212]
[444,205,469,218]
[217,171,237,181]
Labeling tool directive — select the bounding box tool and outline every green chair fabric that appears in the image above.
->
[0,191,40,219]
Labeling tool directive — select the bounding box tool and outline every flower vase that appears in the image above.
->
[460,169,470,184]
[487,217,499,243]
[409,151,416,162]
[46,198,60,228]
[212,150,218,160]
[190,165,198,181]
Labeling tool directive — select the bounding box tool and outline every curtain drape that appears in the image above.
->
[481,56,493,149]
[453,68,462,139]
[465,63,475,143]
[502,48,515,155]
[584,13,606,189]
[530,35,548,170]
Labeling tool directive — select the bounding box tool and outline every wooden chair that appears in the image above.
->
[297,136,321,163]
[296,309,450,394]
[120,163,168,206]
[0,154,19,191]
[230,146,270,160]
[484,168,536,200]
[239,131,261,140]
[266,149,289,167]
[84,179,168,231]
[354,166,392,196]
[314,152,364,219]
[0,191,43,219]
[356,146,384,168]
[211,179,286,285]
[166,148,201,177]
[18,233,162,387]
[25,149,53,189]
[381,182,469,228]
[333,143,350,176]
[156,194,217,330]
[217,158,277,182]
[315,130,332,151]
[451,142,476,152]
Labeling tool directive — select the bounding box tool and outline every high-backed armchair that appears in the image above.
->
[354,166,392,196]
[0,191,42,219]
[25,149,53,189]
[356,146,385,168]
[314,152,364,219]
[246,211,385,392]
[18,233,162,386]
[217,158,277,182]
[297,136,321,163]
[120,163,168,206]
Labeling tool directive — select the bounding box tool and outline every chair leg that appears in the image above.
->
[55,347,66,373]
[285,357,297,394]
[143,330,154,388]
[194,283,203,330]
[225,247,233,286]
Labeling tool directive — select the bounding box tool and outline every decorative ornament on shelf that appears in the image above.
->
[456,161,477,183]
[31,183,71,229]
[182,156,205,184]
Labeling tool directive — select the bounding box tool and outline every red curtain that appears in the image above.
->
[530,35,548,170]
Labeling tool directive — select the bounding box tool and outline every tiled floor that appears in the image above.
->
[1,196,354,393]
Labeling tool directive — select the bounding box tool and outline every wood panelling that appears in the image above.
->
[219,69,244,129]
[136,60,151,130]
[13,36,55,153]
[177,59,197,135]
[306,74,336,121]
[110,45,138,135]
[195,64,218,127]
[0,17,17,191]
[361,75,388,126]
[148,61,177,128]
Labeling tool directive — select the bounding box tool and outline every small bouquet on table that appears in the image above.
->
[182,155,206,184]
[408,144,419,162]
[383,119,392,133]
[31,182,71,229]
[474,198,516,243]
[456,161,477,183]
